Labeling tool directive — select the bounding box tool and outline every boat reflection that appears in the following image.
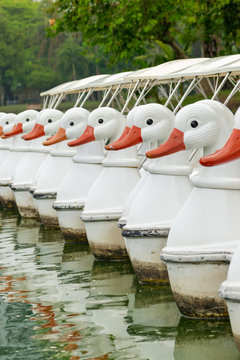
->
[127,283,180,360]
[174,317,240,360]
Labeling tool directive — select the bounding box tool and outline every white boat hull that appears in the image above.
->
[54,160,102,241]
[82,165,140,260]
[123,170,191,284]
[85,219,128,260]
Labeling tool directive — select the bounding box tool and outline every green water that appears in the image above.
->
[0,208,239,360]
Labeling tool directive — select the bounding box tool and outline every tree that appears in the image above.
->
[48,0,240,63]
[48,0,188,63]
[0,0,52,104]
[182,0,240,57]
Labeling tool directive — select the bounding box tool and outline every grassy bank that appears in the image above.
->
[0,90,239,114]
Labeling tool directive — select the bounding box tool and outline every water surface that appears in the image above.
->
[0,207,239,359]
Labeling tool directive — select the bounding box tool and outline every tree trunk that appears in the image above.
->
[202,36,220,58]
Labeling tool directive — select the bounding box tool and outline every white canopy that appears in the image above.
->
[41,54,240,98]
[40,74,109,96]
[124,58,208,81]
[62,71,134,93]
[159,54,240,80]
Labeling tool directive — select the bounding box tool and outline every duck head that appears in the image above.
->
[0,114,16,136]
[146,100,234,159]
[105,106,141,150]
[3,110,38,138]
[200,107,240,167]
[68,107,125,147]
[42,108,90,146]
[22,109,63,141]
[105,104,174,150]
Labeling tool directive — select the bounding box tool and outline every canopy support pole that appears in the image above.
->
[174,77,199,114]
[79,89,93,108]
[212,72,230,100]
[164,79,182,107]
[224,78,240,105]
[121,80,140,113]
[98,86,113,107]
[74,90,86,107]
[53,93,64,109]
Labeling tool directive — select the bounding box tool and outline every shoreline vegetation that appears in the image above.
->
[1,89,240,115]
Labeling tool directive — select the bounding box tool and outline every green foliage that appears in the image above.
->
[0,0,239,106]
[49,0,240,63]
[0,0,127,105]
[49,0,187,63]
[181,0,240,57]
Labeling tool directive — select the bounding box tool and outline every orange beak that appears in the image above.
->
[2,123,23,138]
[42,127,67,146]
[105,126,130,150]
[68,125,95,147]
[105,126,142,150]
[22,123,45,141]
[200,128,240,167]
[0,126,3,136]
[146,128,185,158]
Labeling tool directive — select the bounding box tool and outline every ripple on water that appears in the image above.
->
[0,207,239,359]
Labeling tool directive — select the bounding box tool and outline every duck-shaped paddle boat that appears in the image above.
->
[199,107,240,346]
[147,99,238,318]
[0,113,16,163]
[11,109,63,218]
[107,103,192,283]
[219,244,240,352]
[47,108,105,241]
[108,105,147,230]
[68,107,141,260]
[0,110,38,208]
[29,110,80,228]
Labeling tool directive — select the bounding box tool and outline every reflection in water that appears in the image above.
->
[127,284,180,360]
[0,207,239,359]
[175,317,240,360]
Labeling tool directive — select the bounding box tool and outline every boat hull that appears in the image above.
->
[85,219,128,261]
[167,261,229,318]
[13,189,39,218]
[124,235,169,284]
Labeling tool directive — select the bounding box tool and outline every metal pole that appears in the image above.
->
[133,80,150,107]
[80,89,93,108]
[211,72,230,100]
[74,91,86,107]
[106,84,122,107]
[121,80,140,113]
[224,78,240,105]
[174,77,198,114]
[164,79,182,107]
[158,85,174,110]
[49,94,58,109]
[53,93,64,109]
[207,77,218,99]
[98,86,113,107]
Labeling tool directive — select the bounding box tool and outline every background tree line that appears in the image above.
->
[0,0,239,106]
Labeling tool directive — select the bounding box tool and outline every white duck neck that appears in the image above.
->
[73,141,104,164]
[147,150,192,176]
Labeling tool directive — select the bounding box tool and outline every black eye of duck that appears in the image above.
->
[48,119,52,123]
[98,119,104,124]
[70,121,74,126]
[6,121,9,125]
[26,118,30,122]
[191,120,198,128]
[146,119,153,125]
